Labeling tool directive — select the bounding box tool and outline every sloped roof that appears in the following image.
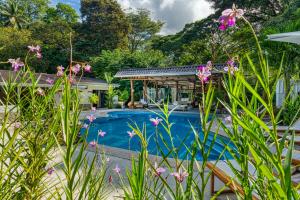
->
[114,64,226,78]
[0,70,107,87]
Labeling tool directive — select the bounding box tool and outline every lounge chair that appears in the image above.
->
[168,101,188,111]
[148,99,163,108]
[207,160,259,200]
[272,118,300,135]
[208,149,300,199]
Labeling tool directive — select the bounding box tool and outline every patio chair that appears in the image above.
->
[208,149,300,199]
[272,118,300,135]
[207,160,259,200]
[148,99,163,108]
[168,101,188,111]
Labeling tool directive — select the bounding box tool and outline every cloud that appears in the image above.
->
[117,0,213,35]
[52,0,214,35]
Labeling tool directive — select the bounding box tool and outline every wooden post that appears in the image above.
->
[175,81,179,101]
[193,77,196,102]
[143,80,147,101]
[155,81,159,102]
[130,79,134,108]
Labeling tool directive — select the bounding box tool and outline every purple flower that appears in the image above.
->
[71,64,81,75]
[46,77,54,85]
[89,140,97,148]
[224,59,239,74]
[83,123,89,129]
[14,122,21,129]
[98,130,106,137]
[171,168,189,183]
[28,45,41,52]
[222,6,244,18]
[196,69,211,82]
[154,162,165,177]
[36,52,42,59]
[150,117,163,126]
[8,58,24,71]
[28,45,42,58]
[56,66,64,77]
[218,5,244,31]
[47,167,55,175]
[127,130,136,138]
[113,164,121,174]
[197,65,206,71]
[87,114,96,123]
[224,66,239,74]
[37,88,45,96]
[84,64,92,73]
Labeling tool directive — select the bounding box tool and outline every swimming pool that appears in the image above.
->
[81,111,235,160]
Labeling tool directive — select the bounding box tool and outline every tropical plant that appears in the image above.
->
[0,0,28,29]
[282,95,300,125]
[89,93,99,105]
[104,72,114,109]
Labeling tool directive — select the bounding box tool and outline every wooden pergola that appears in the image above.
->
[114,64,225,107]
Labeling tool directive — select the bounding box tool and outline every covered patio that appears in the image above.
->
[114,64,226,109]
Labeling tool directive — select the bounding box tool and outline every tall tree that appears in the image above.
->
[16,0,49,22]
[44,3,79,24]
[0,0,28,29]
[206,0,290,22]
[127,9,163,52]
[78,0,130,57]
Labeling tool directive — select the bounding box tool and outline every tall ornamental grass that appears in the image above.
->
[0,5,299,200]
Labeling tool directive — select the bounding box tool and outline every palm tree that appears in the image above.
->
[0,0,28,29]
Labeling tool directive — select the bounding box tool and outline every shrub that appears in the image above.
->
[282,95,300,125]
[89,93,99,105]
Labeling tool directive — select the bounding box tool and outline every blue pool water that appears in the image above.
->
[81,111,235,160]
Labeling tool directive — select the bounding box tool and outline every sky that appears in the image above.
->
[51,0,214,35]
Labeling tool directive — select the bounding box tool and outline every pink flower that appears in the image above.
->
[89,140,97,147]
[91,107,96,111]
[36,52,42,59]
[71,64,81,75]
[14,122,21,129]
[197,69,211,82]
[47,167,55,175]
[56,66,64,77]
[224,59,238,74]
[28,45,42,58]
[113,164,121,174]
[222,6,244,18]
[37,88,45,96]
[219,5,244,31]
[150,117,163,126]
[171,168,189,183]
[28,45,41,52]
[98,130,106,137]
[8,58,24,71]
[127,130,136,138]
[154,162,165,177]
[46,77,54,85]
[87,114,96,123]
[224,66,239,74]
[83,123,89,129]
[84,64,92,73]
